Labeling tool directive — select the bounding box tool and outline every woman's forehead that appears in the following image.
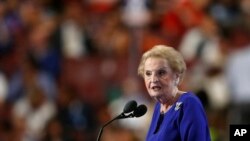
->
[145,57,168,64]
[144,57,170,68]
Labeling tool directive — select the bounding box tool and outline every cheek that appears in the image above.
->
[144,79,149,88]
[144,80,152,92]
[161,78,174,88]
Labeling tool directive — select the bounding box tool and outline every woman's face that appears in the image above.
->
[144,57,177,103]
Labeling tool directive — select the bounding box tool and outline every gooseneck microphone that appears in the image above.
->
[96,100,147,141]
[133,104,147,117]
[123,100,138,114]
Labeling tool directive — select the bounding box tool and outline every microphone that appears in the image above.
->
[133,104,147,117]
[96,100,147,141]
[123,100,138,113]
[115,100,137,119]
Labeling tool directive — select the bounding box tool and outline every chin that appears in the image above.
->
[150,92,162,98]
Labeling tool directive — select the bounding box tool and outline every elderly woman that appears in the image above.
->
[138,45,211,141]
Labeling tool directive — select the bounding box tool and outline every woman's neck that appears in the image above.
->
[160,90,185,113]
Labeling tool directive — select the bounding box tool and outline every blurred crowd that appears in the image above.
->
[0,0,250,141]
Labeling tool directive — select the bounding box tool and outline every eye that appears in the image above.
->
[158,70,167,76]
[145,71,151,77]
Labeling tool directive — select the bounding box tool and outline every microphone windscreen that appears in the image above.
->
[133,104,147,117]
[123,100,137,113]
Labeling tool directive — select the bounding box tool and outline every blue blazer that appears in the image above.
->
[146,92,211,141]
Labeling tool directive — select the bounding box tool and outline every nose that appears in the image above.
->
[151,74,159,83]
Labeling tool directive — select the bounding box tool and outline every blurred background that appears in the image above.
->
[0,0,250,140]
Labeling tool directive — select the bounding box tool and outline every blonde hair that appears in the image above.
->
[138,45,186,81]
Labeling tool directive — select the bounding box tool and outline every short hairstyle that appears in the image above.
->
[138,45,186,81]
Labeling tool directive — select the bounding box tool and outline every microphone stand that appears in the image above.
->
[96,113,134,141]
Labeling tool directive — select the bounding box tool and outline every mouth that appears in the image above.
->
[151,86,162,91]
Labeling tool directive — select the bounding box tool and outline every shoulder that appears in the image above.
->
[180,92,200,101]
[179,92,204,108]
[177,92,208,120]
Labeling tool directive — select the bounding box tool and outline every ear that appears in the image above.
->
[175,74,180,86]
[175,77,180,85]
